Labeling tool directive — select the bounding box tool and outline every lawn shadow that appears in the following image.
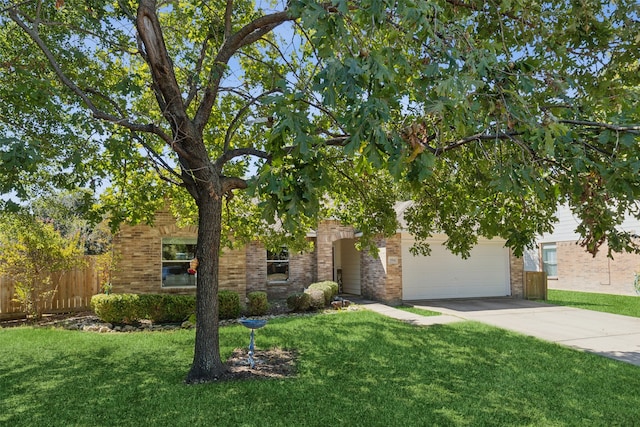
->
[3,311,640,426]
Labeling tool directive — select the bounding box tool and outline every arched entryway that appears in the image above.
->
[333,238,361,295]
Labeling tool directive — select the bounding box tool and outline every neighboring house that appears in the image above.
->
[524,205,640,296]
[111,204,525,303]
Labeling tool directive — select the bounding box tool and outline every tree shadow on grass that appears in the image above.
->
[2,312,640,426]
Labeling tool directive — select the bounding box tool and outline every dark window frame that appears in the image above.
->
[161,237,197,288]
[267,247,289,284]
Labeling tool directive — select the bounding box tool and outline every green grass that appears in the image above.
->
[2,310,640,426]
[546,289,640,317]
[395,305,441,317]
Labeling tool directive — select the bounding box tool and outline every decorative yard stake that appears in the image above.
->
[238,318,267,368]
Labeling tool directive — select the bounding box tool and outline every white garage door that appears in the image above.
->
[402,235,511,300]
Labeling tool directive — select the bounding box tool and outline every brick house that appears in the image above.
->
[111,205,524,303]
[524,205,640,296]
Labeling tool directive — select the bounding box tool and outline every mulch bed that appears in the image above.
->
[226,347,297,380]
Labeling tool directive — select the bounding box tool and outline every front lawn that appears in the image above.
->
[2,310,640,426]
[547,289,640,318]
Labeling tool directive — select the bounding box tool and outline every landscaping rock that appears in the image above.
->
[1,299,363,333]
[181,320,194,329]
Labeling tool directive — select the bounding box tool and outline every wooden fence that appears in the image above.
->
[0,256,101,320]
[524,271,548,300]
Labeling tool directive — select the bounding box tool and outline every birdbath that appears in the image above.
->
[238,318,267,368]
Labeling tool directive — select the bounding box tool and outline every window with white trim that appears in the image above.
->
[267,248,289,283]
[541,243,557,277]
[162,238,197,287]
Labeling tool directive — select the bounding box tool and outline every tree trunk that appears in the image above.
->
[185,192,228,383]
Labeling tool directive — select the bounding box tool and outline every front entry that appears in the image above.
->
[333,239,361,295]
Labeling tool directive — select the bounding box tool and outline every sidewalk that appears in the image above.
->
[355,300,463,326]
[356,298,640,367]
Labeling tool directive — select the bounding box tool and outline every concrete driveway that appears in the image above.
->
[403,298,640,366]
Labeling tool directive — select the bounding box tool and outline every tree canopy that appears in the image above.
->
[1,0,638,381]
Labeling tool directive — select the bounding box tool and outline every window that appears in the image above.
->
[162,238,197,287]
[541,243,557,277]
[267,248,289,283]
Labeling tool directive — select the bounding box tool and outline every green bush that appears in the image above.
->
[247,291,269,316]
[91,294,140,324]
[307,281,338,305]
[91,293,196,324]
[139,294,195,323]
[93,293,234,323]
[218,290,241,319]
[286,292,310,312]
[326,281,339,298]
[305,288,325,310]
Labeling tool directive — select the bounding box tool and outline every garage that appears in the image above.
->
[402,234,511,300]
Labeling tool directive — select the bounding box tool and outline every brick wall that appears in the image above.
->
[245,240,317,300]
[245,242,267,294]
[113,212,530,303]
[360,238,386,301]
[360,234,403,304]
[289,246,316,292]
[385,234,403,302]
[551,241,639,295]
[111,209,247,299]
[509,250,524,298]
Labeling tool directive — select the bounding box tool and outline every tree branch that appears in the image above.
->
[130,132,183,183]
[420,132,522,155]
[193,10,294,131]
[224,89,280,152]
[444,0,533,27]
[560,120,640,132]
[221,176,248,194]
[136,0,188,127]
[224,0,233,39]
[214,148,271,171]
[185,35,212,110]
[8,6,172,145]
[0,0,35,14]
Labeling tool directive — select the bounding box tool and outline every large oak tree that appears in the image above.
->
[1,0,638,382]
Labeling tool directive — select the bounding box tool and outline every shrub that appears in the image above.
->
[161,295,196,322]
[139,294,195,323]
[92,292,241,323]
[286,292,310,312]
[91,293,140,324]
[325,281,339,298]
[247,291,269,316]
[218,290,241,319]
[305,288,325,310]
[308,281,338,305]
